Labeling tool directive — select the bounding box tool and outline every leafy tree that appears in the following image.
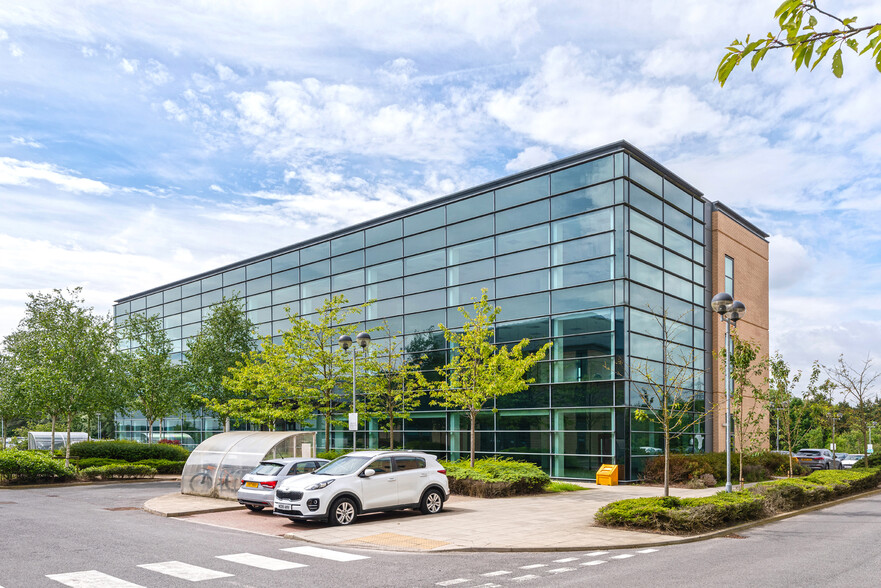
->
[119,312,187,444]
[431,290,552,467]
[724,333,768,489]
[185,296,255,432]
[359,323,428,449]
[717,1,881,86]
[222,295,367,447]
[3,289,119,464]
[768,352,804,476]
[630,311,710,497]
[0,352,25,450]
[825,354,880,461]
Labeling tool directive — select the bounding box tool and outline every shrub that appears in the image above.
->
[68,440,190,462]
[76,458,127,469]
[642,451,806,485]
[442,457,551,497]
[854,453,881,468]
[78,464,158,481]
[133,459,185,474]
[0,449,78,484]
[317,449,351,461]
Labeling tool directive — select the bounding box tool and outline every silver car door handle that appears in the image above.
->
[420,473,428,477]
[388,477,396,482]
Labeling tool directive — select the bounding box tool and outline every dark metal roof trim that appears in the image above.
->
[712,201,770,240]
[116,140,706,303]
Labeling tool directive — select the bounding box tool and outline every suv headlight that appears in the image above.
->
[305,479,335,491]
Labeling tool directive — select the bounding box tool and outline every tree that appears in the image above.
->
[717,1,881,86]
[359,323,428,449]
[724,333,768,489]
[3,288,119,464]
[630,311,711,497]
[768,352,803,476]
[431,290,552,467]
[119,312,187,444]
[0,352,25,450]
[185,296,255,432]
[222,295,367,447]
[825,354,880,461]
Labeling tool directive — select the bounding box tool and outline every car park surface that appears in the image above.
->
[237,458,329,511]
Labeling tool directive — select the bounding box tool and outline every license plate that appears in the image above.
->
[276,503,291,510]
[245,481,259,488]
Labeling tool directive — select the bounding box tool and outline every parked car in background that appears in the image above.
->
[273,450,450,526]
[237,458,329,512]
[841,454,865,469]
[795,448,840,470]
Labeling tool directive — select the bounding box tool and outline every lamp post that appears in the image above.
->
[339,332,371,451]
[712,292,746,493]
[831,412,842,466]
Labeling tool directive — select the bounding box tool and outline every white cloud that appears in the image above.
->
[9,136,44,148]
[120,57,138,73]
[769,234,811,291]
[505,146,555,172]
[0,157,110,194]
[9,43,22,57]
[215,63,237,82]
[80,45,95,57]
[209,184,224,192]
[161,99,187,122]
[144,59,172,85]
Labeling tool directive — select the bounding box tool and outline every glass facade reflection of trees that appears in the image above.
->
[114,144,709,481]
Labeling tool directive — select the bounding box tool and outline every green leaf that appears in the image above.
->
[876,50,881,73]
[808,15,817,29]
[832,48,844,78]
[846,38,859,52]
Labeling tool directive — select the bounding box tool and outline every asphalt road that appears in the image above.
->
[2,482,879,587]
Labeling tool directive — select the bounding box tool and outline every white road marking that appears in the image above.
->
[519,564,547,569]
[482,570,511,576]
[216,553,307,570]
[581,560,607,566]
[436,579,470,586]
[584,551,609,556]
[138,561,233,581]
[637,548,659,553]
[610,554,635,560]
[511,575,540,582]
[472,584,501,587]
[553,557,579,563]
[281,546,369,562]
[547,567,576,574]
[47,571,145,588]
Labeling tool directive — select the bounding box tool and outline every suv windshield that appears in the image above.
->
[314,456,369,476]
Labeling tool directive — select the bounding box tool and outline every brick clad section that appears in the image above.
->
[710,210,770,453]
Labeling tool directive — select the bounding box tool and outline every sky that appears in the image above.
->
[1,0,880,390]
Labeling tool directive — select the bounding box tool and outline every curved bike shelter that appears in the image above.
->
[180,431,317,500]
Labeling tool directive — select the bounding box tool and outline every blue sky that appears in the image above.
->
[1,0,880,385]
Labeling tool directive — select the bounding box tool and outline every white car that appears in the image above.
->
[273,450,450,526]
[841,454,865,469]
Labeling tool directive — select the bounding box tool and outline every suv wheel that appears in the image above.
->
[420,489,444,515]
[329,497,358,526]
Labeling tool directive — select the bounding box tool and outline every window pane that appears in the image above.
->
[405,309,445,334]
[448,259,494,285]
[630,209,662,243]
[300,242,329,264]
[365,240,402,265]
[447,282,494,306]
[664,250,691,278]
[301,278,330,298]
[246,260,272,280]
[664,227,692,258]
[551,156,614,195]
[552,309,613,336]
[497,317,549,342]
[495,200,548,233]
[247,276,272,295]
[497,269,548,297]
[202,289,222,306]
[365,297,403,319]
[405,269,445,294]
[163,300,181,315]
[551,208,614,242]
[273,285,299,305]
[551,233,612,265]
[664,180,693,213]
[404,208,444,235]
[332,269,363,291]
[404,227,444,255]
[163,287,181,303]
[664,203,691,236]
[630,308,663,339]
[300,259,330,282]
[496,247,548,277]
[495,175,548,210]
[146,293,163,308]
[630,258,663,288]
[272,268,299,289]
[496,224,548,255]
[447,237,493,265]
[630,183,662,219]
[247,292,271,310]
[447,215,494,245]
[550,182,615,219]
[551,258,613,288]
[551,282,614,314]
[367,260,403,283]
[630,233,662,265]
[201,274,222,292]
[272,251,298,273]
[331,231,363,256]
[181,294,200,312]
[405,249,445,275]
[630,282,662,312]
[496,293,549,321]
[631,333,663,361]
[365,220,402,246]
[223,267,245,286]
[332,250,364,274]
[181,282,200,298]
[447,192,493,223]
[629,158,663,195]
[366,278,403,300]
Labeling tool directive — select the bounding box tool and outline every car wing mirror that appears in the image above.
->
[362,468,376,478]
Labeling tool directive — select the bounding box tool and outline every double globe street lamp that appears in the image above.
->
[711,292,746,493]
[339,331,371,451]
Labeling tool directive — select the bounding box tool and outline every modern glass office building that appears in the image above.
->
[113,140,768,481]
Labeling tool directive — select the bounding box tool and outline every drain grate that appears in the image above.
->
[104,507,141,511]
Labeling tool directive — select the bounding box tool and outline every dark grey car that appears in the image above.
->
[237,458,329,511]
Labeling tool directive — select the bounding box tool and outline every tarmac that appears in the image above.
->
[144,481,735,552]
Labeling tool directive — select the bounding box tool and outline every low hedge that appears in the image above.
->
[68,440,190,462]
[643,451,807,485]
[0,449,78,484]
[442,457,551,497]
[75,458,127,469]
[596,468,881,534]
[132,459,185,474]
[78,464,158,481]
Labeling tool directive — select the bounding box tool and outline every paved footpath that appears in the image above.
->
[145,482,725,552]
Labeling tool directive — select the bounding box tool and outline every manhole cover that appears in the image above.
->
[104,507,141,511]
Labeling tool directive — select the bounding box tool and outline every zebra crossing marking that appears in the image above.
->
[216,553,307,570]
[281,546,370,562]
[138,561,233,581]
[519,564,547,569]
[581,560,607,566]
[511,574,540,582]
[481,570,511,576]
[436,579,470,586]
[47,570,145,588]
[637,548,659,554]
[610,553,635,560]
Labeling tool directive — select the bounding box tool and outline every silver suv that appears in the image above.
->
[273,450,450,526]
